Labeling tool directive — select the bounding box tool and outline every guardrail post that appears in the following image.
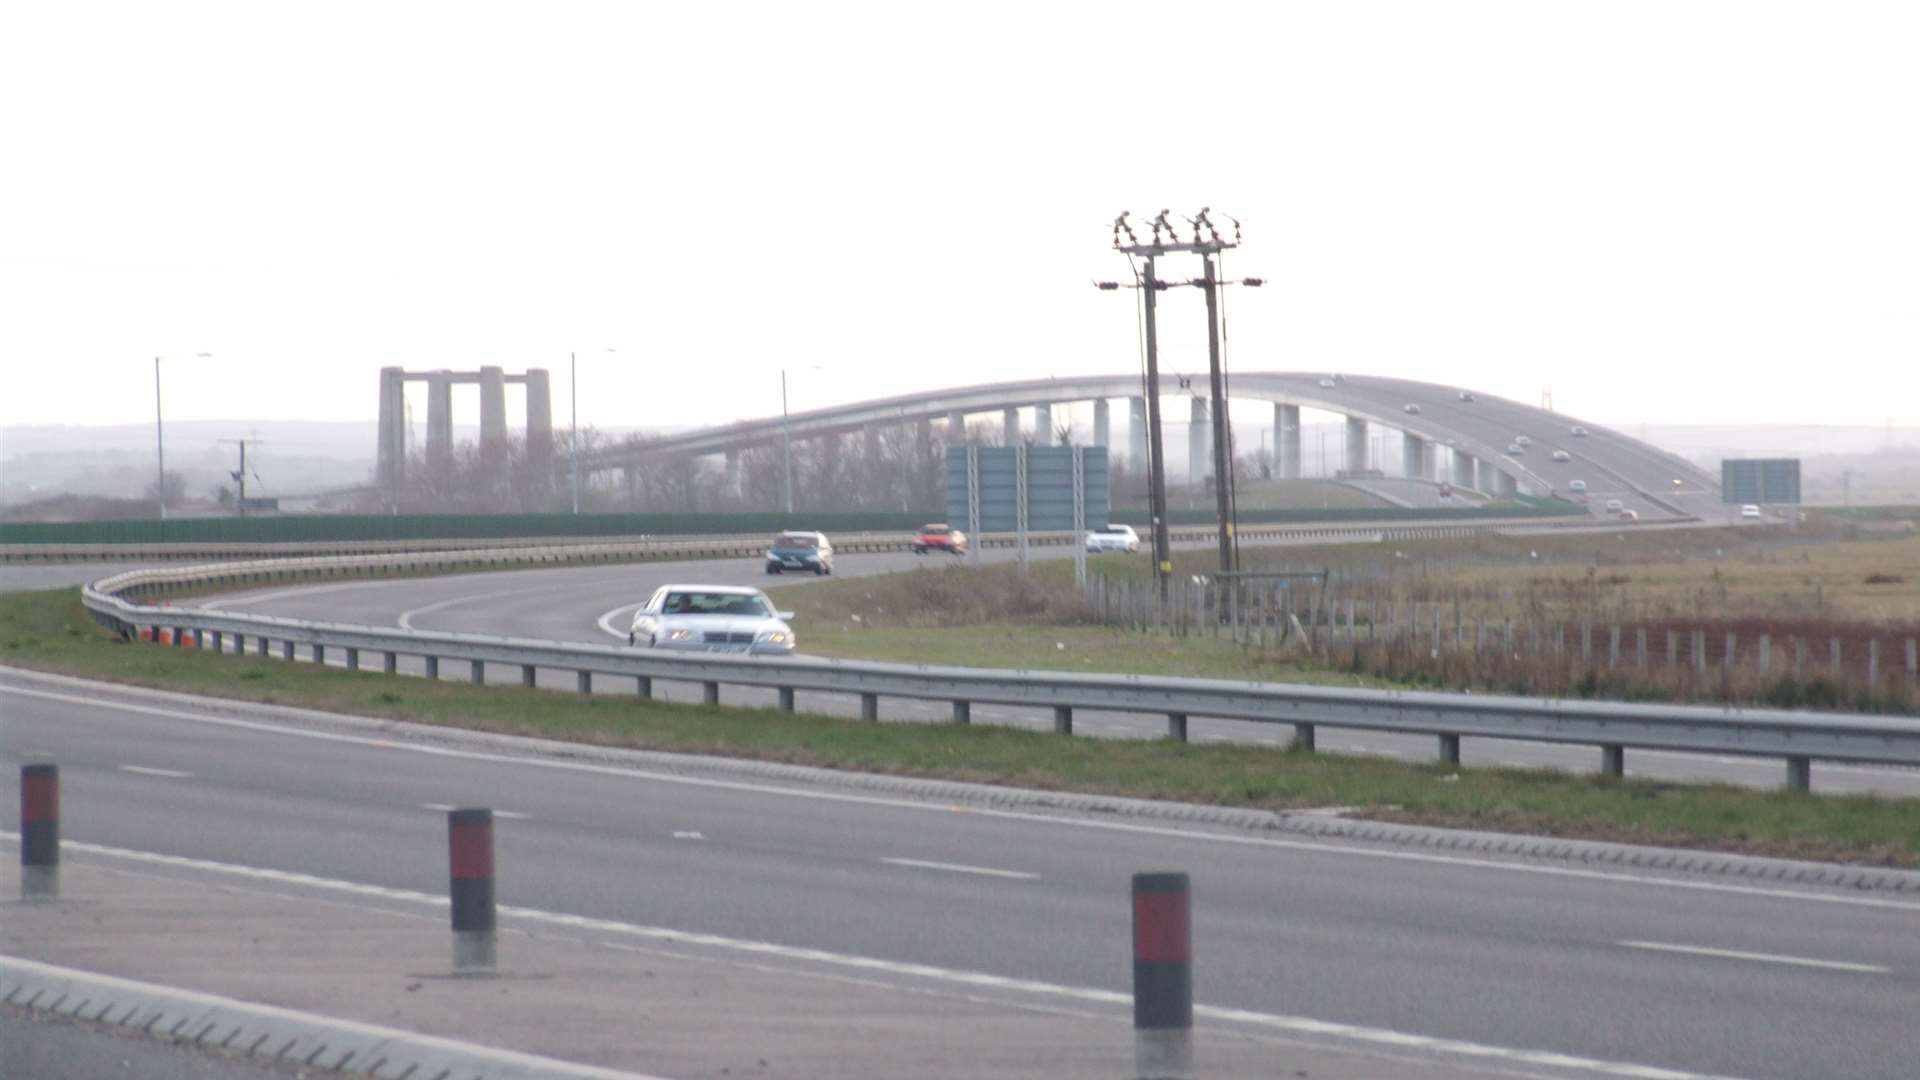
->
[577,671,593,694]
[384,651,398,674]
[21,764,58,902]
[778,687,796,712]
[636,675,652,699]
[425,656,440,679]
[1786,756,1811,792]
[281,640,294,661]
[520,665,536,688]
[1053,705,1073,735]
[471,660,485,685]
[1293,723,1315,752]
[210,630,223,653]
[311,643,325,665]
[1438,733,1461,766]
[860,692,879,721]
[1132,872,1193,1079]
[1167,713,1187,742]
[173,626,185,648]
[447,808,496,975]
[1601,745,1624,778]
[346,647,360,671]
[702,681,719,706]
[952,700,971,724]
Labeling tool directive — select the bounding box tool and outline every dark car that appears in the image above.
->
[765,531,833,575]
[912,523,967,555]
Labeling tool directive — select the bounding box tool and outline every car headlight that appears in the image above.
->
[665,628,694,641]
[758,630,789,645]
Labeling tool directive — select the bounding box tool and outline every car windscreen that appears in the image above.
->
[921,526,948,534]
[661,592,772,617]
[770,534,817,549]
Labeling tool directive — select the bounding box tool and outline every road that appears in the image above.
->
[3,673,1915,1080]
[188,551,1920,796]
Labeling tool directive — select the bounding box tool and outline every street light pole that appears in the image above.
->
[781,369,793,515]
[154,356,166,521]
[570,350,579,515]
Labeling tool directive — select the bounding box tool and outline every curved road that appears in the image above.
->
[189,549,1917,796]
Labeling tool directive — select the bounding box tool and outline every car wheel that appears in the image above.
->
[767,565,780,575]
[816,566,829,576]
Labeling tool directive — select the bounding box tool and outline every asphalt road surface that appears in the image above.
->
[3,676,1915,1080]
[189,551,1919,796]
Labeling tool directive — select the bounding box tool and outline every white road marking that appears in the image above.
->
[596,603,642,640]
[397,586,548,631]
[882,857,1039,880]
[199,580,393,610]
[0,955,668,1080]
[6,681,1919,913]
[420,802,529,820]
[119,765,193,779]
[672,831,704,840]
[0,833,1746,1080]
[1617,940,1892,974]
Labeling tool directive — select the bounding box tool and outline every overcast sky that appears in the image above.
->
[3,1,1916,436]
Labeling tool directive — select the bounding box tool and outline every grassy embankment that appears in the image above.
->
[5,585,1919,866]
[777,529,1920,711]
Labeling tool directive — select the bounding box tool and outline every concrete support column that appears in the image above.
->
[1033,403,1053,446]
[426,371,453,472]
[478,366,508,452]
[1092,399,1110,448]
[1345,416,1368,474]
[1452,451,1475,489]
[622,464,640,507]
[1277,403,1301,479]
[1188,397,1211,485]
[724,451,742,497]
[377,366,406,493]
[524,367,553,482]
[864,426,883,467]
[1402,433,1428,480]
[947,410,967,443]
[1128,397,1148,465]
[1003,406,1020,446]
[1493,469,1518,497]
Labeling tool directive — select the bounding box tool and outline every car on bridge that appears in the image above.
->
[1551,449,1571,462]
[1403,403,1421,415]
[1506,442,1525,456]
[1457,391,1476,403]
[1086,523,1142,553]
[1570,425,1590,437]
[765,531,833,575]
[1568,479,1588,494]
[912,523,967,555]
[628,585,796,654]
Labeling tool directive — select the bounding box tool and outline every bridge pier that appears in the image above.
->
[1402,433,1429,480]
[426,371,454,472]
[377,367,407,494]
[1033,403,1053,446]
[1188,397,1211,484]
[479,366,508,453]
[1093,399,1110,448]
[1128,397,1148,465]
[947,410,967,443]
[524,368,553,483]
[1003,407,1020,446]
[1345,416,1368,473]
[1492,469,1517,498]
[724,451,743,498]
[1451,450,1475,489]
[1275,403,1300,479]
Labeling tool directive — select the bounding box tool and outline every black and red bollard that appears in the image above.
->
[447,808,496,974]
[21,764,59,901]
[1132,871,1193,1078]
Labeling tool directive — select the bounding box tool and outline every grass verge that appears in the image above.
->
[5,586,1919,868]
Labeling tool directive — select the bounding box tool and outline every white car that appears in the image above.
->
[1085,524,1142,553]
[1457,391,1476,403]
[1514,435,1532,447]
[1318,377,1337,389]
[629,584,795,655]
[1568,479,1587,494]
[1604,499,1625,514]
[1550,449,1571,462]
[1403,403,1421,415]
[1570,425,1589,437]
[1740,504,1762,520]
[1505,443,1525,456]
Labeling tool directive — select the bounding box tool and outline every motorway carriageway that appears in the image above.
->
[2,669,1916,1080]
[182,546,1920,797]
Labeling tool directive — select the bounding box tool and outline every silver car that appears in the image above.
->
[628,584,796,655]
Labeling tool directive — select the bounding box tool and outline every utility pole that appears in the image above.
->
[217,437,263,513]
[1200,248,1233,576]
[1139,255,1172,597]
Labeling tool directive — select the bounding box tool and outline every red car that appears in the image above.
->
[912,523,967,555]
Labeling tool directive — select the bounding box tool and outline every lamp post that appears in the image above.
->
[154,352,211,520]
[780,365,823,516]
[570,348,614,515]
